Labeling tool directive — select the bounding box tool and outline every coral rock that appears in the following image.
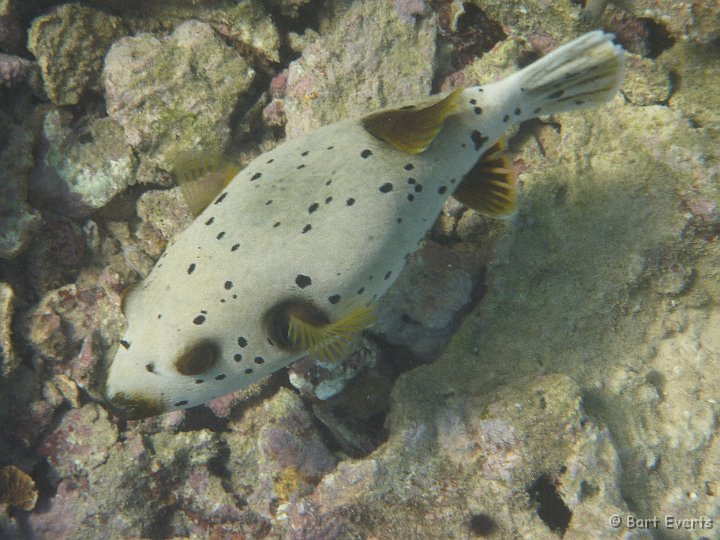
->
[29,109,136,217]
[0,465,38,510]
[0,52,30,87]
[0,281,17,378]
[27,3,125,105]
[103,20,255,185]
[284,0,436,137]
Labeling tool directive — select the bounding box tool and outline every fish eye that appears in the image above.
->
[263,299,329,351]
[174,339,221,375]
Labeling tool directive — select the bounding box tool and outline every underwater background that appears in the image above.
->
[0,0,718,538]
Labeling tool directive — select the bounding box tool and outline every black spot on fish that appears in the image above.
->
[302,224,312,233]
[328,294,341,304]
[297,164,305,169]
[237,336,248,347]
[231,243,240,251]
[251,172,262,181]
[438,185,447,194]
[325,179,332,186]
[471,130,488,151]
[187,263,196,275]
[301,150,309,156]
[120,339,130,350]
[470,98,477,104]
[145,363,154,372]
[361,149,372,158]
[379,183,393,193]
[267,158,274,164]
[396,217,402,224]
[385,271,392,280]
[205,217,214,226]
[308,202,319,213]
[234,353,242,362]
[215,374,226,380]
[157,314,162,319]
[414,184,423,193]
[357,287,365,294]
[450,178,457,184]
[273,222,281,228]
[216,231,225,240]
[214,192,228,205]
[503,114,510,123]
[407,194,415,202]
[408,177,416,185]
[474,106,483,115]
[193,315,206,325]
[220,299,226,303]
[296,274,312,288]
[325,196,333,204]
[266,200,272,205]
[514,107,521,116]
[254,357,265,364]
[244,368,253,374]
[232,294,237,299]
[224,281,233,290]
[195,379,204,384]
[326,146,334,150]
[174,400,188,407]
[346,198,356,206]
[549,89,564,99]
[404,163,414,171]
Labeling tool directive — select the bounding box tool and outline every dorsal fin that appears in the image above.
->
[173,152,239,217]
[361,88,463,154]
[452,137,518,218]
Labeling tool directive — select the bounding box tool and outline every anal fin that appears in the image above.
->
[361,88,463,154]
[452,137,518,218]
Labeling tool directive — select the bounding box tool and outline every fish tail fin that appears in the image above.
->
[507,31,624,118]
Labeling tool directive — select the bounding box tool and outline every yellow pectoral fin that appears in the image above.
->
[452,137,518,218]
[173,151,240,217]
[287,305,376,362]
[361,88,463,154]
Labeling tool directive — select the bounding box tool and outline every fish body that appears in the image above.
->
[105,31,624,419]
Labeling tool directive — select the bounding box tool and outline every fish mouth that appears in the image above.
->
[104,391,167,420]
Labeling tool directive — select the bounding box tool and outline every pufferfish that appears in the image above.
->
[105,31,624,419]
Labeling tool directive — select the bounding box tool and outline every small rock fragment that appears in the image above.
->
[0,465,38,510]
[0,282,17,378]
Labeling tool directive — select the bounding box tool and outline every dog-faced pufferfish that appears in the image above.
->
[105,31,624,419]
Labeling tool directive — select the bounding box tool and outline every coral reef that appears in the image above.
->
[0,0,717,538]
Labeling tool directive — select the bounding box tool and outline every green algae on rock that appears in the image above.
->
[284,0,437,137]
[103,20,256,185]
[27,3,126,105]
